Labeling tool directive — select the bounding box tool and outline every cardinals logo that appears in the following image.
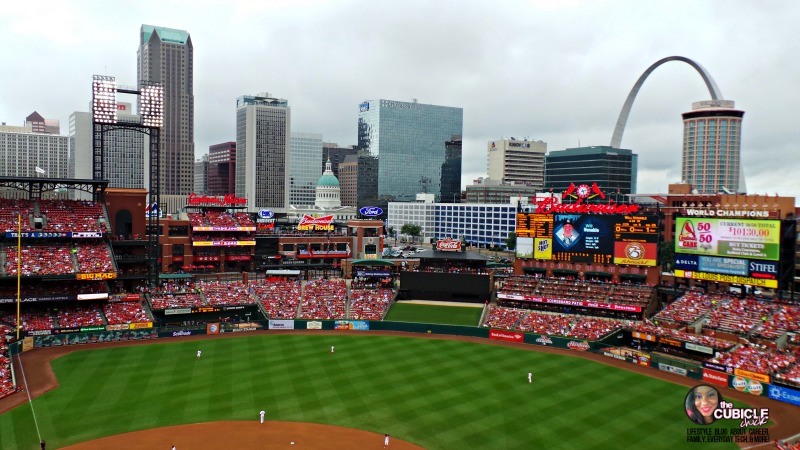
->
[564,182,606,201]
[678,220,698,249]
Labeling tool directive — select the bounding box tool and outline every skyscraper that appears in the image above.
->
[0,123,68,178]
[357,99,463,202]
[487,138,547,189]
[70,102,146,191]
[208,142,236,196]
[137,25,194,195]
[681,100,744,194]
[545,146,638,196]
[235,93,291,212]
[290,132,323,206]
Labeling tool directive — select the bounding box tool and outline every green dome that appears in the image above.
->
[318,173,340,187]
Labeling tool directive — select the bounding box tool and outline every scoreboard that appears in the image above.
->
[516,212,659,266]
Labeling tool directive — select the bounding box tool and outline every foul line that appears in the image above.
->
[16,352,43,443]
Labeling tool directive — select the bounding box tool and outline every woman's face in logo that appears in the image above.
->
[694,385,719,423]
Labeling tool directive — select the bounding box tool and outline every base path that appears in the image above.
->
[2,330,799,448]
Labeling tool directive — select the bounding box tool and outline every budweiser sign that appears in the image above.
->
[187,193,247,206]
[567,341,590,351]
[436,239,462,252]
[297,215,335,231]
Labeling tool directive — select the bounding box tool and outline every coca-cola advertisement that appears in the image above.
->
[436,239,462,252]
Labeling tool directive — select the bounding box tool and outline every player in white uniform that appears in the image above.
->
[196,350,202,360]
[260,410,266,423]
[528,372,532,383]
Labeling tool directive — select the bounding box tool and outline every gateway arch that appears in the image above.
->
[610,56,724,149]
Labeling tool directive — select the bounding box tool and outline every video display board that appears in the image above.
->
[674,217,780,261]
[516,212,658,266]
[673,217,782,289]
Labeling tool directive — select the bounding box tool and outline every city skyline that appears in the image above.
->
[1,1,798,204]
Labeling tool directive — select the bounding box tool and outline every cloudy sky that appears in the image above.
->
[2,0,798,204]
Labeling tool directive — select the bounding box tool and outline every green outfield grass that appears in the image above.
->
[384,302,484,326]
[0,335,739,450]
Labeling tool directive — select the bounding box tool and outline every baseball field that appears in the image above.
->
[0,331,759,450]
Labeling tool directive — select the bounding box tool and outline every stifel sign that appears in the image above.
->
[436,239,462,252]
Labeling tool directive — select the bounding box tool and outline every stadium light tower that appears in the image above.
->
[92,74,163,287]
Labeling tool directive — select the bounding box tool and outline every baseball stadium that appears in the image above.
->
[0,178,799,449]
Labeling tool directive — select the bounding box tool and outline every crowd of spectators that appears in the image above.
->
[518,311,573,335]
[39,200,107,233]
[55,304,104,328]
[753,305,800,340]
[567,317,625,340]
[252,277,302,318]
[482,305,624,340]
[0,198,34,232]
[0,308,54,332]
[707,343,797,375]
[629,322,736,351]
[76,243,115,273]
[652,291,715,324]
[415,263,486,274]
[299,278,347,320]
[149,293,205,310]
[498,276,653,308]
[5,245,74,276]
[775,362,800,387]
[702,298,776,334]
[482,306,529,330]
[349,288,393,320]
[197,280,255,306]
[103,301,153,325]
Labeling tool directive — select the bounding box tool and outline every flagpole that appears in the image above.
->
[16,214,21,340]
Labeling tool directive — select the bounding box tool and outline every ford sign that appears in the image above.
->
[258,210,274,219]
[359,206,383,217]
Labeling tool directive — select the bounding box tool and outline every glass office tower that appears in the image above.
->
[357,99,463,202]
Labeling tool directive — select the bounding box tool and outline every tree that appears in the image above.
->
[658,240,675,271]
[505,232,517,250]
[400,223,422,243]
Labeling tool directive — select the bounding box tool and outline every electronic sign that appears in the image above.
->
[516,211,659,266]
[674,217,780,261]
[673,217,782,288]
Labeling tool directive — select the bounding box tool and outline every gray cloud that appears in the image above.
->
[1,0,797,204]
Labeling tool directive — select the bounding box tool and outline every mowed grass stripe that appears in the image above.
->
[385,302,483,325]
[1,334,739,450]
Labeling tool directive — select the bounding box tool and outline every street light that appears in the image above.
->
[494,233,499,261]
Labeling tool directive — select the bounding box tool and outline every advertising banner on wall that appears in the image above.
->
[768,384,800,407]
[488,329,523,343]
[269,320,295,330]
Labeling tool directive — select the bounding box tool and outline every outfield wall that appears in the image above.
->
[6,320,800,408]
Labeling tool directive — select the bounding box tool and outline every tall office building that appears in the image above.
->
[339,153,379,207]
[487,138,547,189]
[290,132,323,206]
[235,93,291,212]
[441,136,463,203]
[194,154,209,194]
[545,146,638,196]
[208,142,236,196]
[681,100,744,194]
[69,102,146,192]
[0,123,68,179]
[137,24,194,195]
[322,143,358,179]
[25,111,60,134]
[357,99,463,202]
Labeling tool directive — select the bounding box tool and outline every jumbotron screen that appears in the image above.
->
[516,213,659,266]
[673,217,781,288]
